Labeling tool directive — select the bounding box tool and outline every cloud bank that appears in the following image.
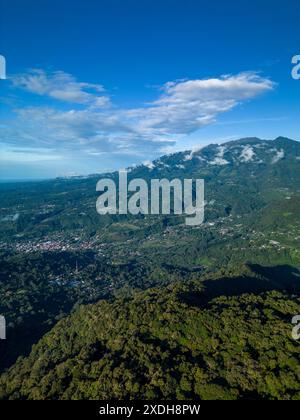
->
[2,69,275,161]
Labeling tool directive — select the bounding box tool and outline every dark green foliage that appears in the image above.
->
[0,276,299,400]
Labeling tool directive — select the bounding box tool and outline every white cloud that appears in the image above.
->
[209,157,229,166]
[240,145,256,162]
[209,146,230,166]
[3,70,275,161]
[142,160,155,170]
[130,72,274,135]
[272,149,285,164]
[12,69,110,107]
[184,145,205,161]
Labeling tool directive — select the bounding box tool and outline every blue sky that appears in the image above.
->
[0,0,300,179]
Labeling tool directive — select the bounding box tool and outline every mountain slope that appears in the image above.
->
[1,265,300,400]
[1,136,300,243]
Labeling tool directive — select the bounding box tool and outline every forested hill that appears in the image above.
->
[1,264,300,400]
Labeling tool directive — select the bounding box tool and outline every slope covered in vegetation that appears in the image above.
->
[1,265,299,400]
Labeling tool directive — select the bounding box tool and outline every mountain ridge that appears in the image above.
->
[47,137,299,182]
